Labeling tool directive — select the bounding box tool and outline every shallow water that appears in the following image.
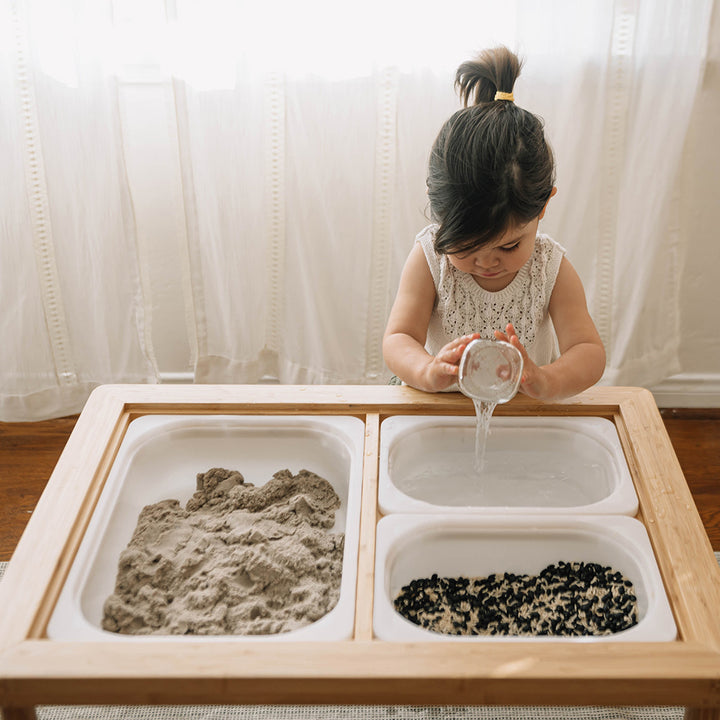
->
[395,446,607,508]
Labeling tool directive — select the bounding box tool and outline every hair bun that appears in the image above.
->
[455,46,523,106]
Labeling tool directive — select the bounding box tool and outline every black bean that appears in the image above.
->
[393,561,639,637]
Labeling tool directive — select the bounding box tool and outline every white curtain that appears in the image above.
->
[0,0,713,420]
[0,0,158,421]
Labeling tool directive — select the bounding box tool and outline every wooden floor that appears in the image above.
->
[0,409,719,561]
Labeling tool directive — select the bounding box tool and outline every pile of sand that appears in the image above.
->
[102,467,344,636]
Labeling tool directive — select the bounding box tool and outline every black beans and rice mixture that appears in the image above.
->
[394,561,638,637]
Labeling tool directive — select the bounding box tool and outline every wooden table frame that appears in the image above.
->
[1,384,720,720]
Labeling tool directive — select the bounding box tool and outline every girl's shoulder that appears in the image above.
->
[529,234,566,295]
[414,223,439,247]
[414,224,442,284]
[534,233,566,258]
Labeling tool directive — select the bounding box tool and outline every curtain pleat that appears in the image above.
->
[1,0,158,421]
[13,1,77,390]
[262,71,286,368]
[593,0,638,360]
[365,66,399,383]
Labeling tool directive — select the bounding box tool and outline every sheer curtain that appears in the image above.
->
[0,0,713,420]
[0,0,158,421]
[177,0,713,388]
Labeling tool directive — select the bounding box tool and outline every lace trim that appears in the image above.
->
[264,71,286,354]
[365,66,399,380]
[13,1,76,385]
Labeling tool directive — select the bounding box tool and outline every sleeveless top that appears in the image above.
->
[417,224,565,370]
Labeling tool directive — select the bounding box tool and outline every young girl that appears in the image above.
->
[383,46,605,401]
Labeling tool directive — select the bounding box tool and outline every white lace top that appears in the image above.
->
[417,224,565,369]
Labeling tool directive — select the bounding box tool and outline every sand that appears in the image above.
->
[102,467,344,636]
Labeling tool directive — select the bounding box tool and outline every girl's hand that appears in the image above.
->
[422,333,481,392]
[493,323,551,400]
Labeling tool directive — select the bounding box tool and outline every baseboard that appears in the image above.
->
[649,373,720,408]
[158,372,194,384]
[159,372,720,409]
[158,372,280,384]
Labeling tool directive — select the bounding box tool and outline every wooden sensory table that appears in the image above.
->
[1,384,720,720]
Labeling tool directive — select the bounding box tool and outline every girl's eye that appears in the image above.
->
[500,243,520,252]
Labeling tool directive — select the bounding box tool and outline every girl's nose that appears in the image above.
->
[476,252,499,268]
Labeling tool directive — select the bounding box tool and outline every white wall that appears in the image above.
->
[120,13,720,405]
[653,5,720,406]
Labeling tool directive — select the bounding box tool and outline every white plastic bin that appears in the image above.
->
[379,416,638,515]
[373,514,676,642]
[47,414,365,642]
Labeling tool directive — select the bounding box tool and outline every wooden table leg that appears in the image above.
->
[685,708,720,720]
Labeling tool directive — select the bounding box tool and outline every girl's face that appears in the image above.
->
[447,218,539,291]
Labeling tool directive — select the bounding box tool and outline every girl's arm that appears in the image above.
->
[495,257,606,401]
[383,243,479,392]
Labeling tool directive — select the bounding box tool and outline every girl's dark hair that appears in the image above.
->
[427,46,555,255]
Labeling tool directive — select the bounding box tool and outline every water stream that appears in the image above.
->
[458,339,523,481]
[472,399,497,475]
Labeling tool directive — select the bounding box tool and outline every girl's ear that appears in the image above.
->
[538,186,558,220]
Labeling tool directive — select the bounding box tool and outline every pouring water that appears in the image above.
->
[458,339,523,474]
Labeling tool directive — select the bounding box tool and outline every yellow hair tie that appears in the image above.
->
[494,91,514,102]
